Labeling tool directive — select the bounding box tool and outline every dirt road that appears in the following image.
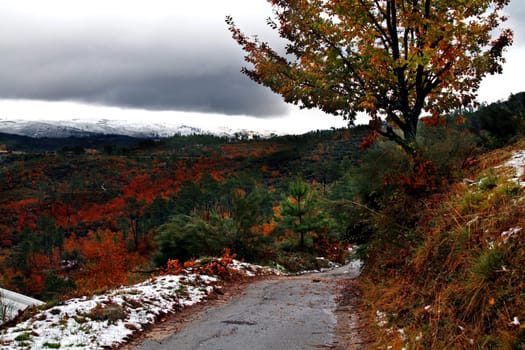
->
[131,262,363,350]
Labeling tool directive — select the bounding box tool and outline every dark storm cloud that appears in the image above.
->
[1,0,522,118]
[102,74,282,116]
[0,8,287,117]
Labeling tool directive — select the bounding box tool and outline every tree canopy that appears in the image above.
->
[227,0,513,153]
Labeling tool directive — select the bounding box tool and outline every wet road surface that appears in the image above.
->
[132,263,361,350]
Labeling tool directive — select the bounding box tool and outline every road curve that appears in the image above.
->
[132,262,362,350]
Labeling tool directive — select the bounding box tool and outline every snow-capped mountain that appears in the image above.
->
[0,117,279,139]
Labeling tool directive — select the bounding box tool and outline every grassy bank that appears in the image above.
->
[359,141,525,349]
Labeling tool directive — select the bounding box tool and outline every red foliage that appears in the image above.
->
[359,130,379,150]
[162,259,183,275]
[64,230,146,294]
[384,157,441,194]
[420,115,446,127]
[219,248,237,266]
[0,198,39,210]
[161,249,238,280]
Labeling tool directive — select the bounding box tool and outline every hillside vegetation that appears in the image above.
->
[353,93,525,348]
[0,92,524,348]
[0,127,366,300]
[359,143,525,349]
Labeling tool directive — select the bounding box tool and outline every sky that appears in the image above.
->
[0,0,523,135]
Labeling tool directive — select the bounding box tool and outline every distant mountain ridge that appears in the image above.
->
[0,118,279,139]
[0,131,145,152]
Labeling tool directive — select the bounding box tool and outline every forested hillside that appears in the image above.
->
[0,126,366,299]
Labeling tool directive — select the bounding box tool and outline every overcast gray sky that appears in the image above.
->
[0,0,523,134]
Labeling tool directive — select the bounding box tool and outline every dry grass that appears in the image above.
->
[359,141,525,349]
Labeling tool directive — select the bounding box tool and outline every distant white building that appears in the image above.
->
[0,288,45,323]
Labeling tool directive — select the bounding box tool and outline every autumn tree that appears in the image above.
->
[70,230,132,292]
[227,0,512,154]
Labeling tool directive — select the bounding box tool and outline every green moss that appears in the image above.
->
[14,333,31,342]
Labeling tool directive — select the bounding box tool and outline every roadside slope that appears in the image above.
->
[360,142,525,349]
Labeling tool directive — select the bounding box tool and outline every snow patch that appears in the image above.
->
[227,260,282,277]
[0,118,281,139]
[501,227,522,243]
[0,259,275,349]
[503,150,525,187]
[376,310,388,327]
[0,274,216,349]
[348,258,364,272]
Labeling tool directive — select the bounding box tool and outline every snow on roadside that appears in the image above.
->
[0,260,278,349]
[227,260,283,277]
[503,150,525,187]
